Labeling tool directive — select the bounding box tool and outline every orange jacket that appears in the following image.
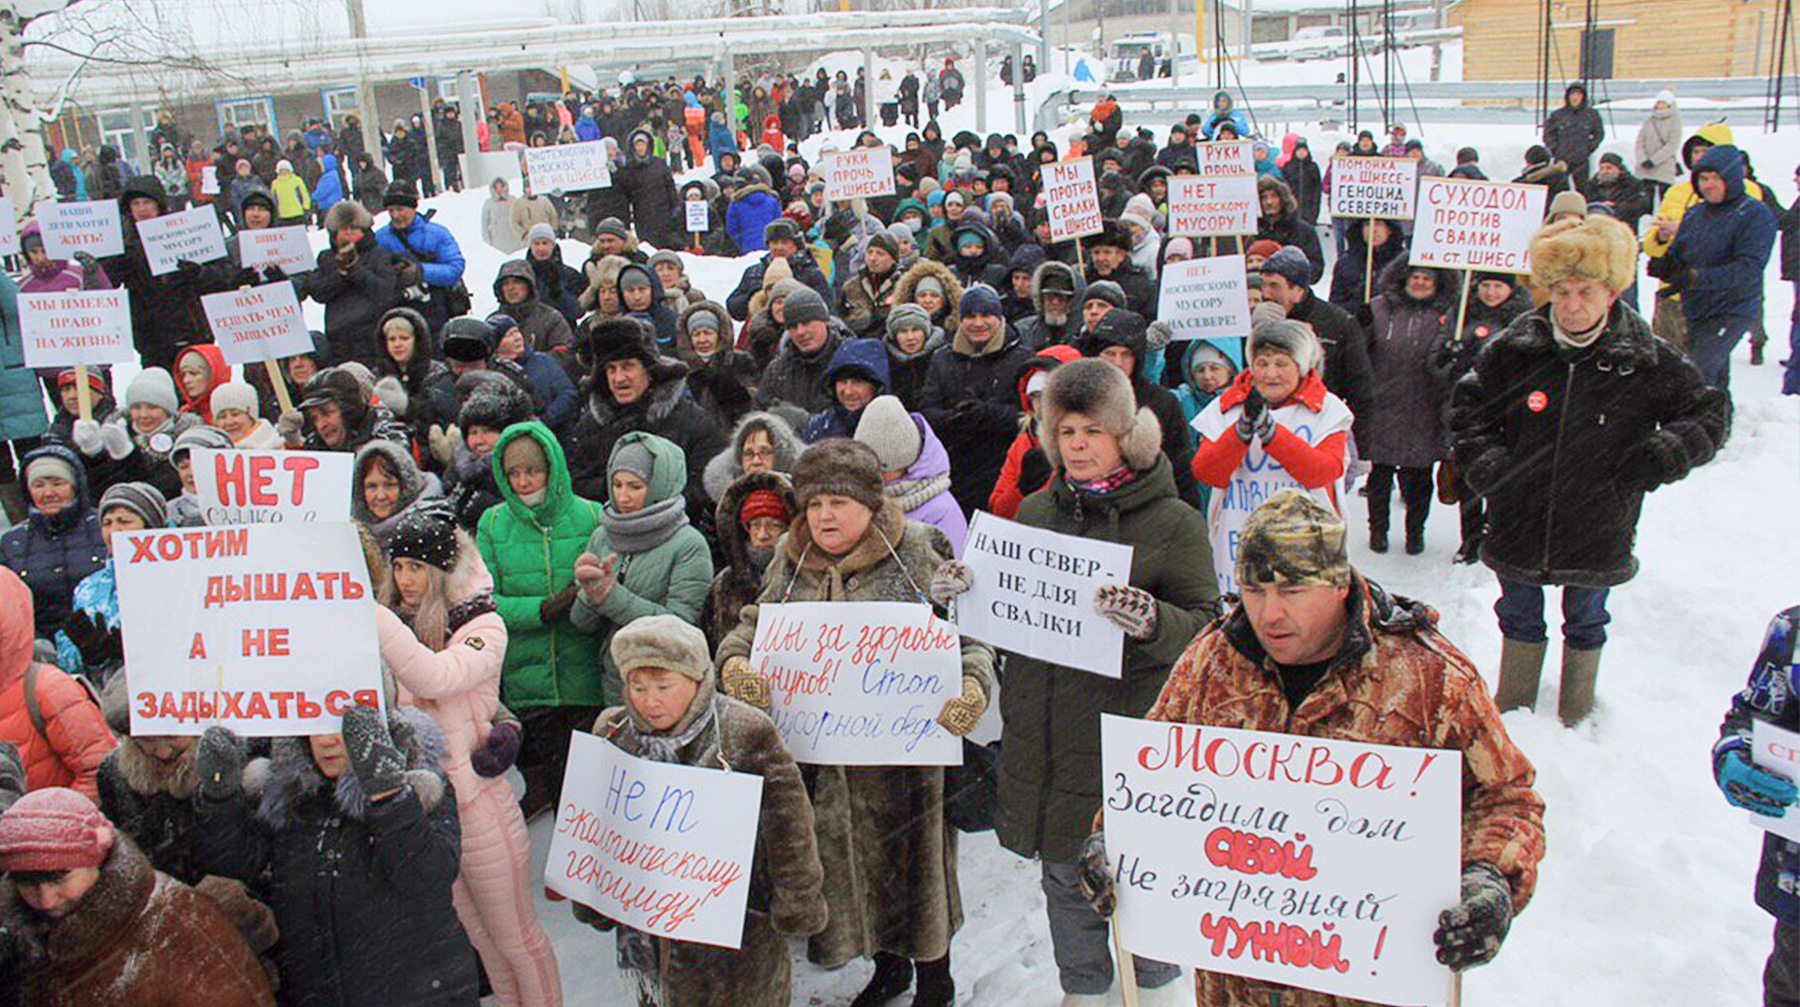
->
[0,568,116,801]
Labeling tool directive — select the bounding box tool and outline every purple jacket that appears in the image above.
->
[889,412,968,556]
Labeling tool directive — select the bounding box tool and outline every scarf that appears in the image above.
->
[886,472,951,514]
[615,696,719,977]
[1552,315,1607,350]
[600,494,689,554]
[1067,464,1137,496]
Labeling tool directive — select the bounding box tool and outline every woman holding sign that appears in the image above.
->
[715,439,995,1007]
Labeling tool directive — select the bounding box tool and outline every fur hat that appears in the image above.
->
[764,217,802,247]
[791,438,885,513]
[588,317,659,369]
[323,200,373,236]
[440,316,497,363]
[1529,215,1638,292]
[1092,218,1133,252]
[611,613,711,684]
[1036,358,1163,472]
[458,376,536,432]
[1235,489,1351,589]
[1248,318,1324,375]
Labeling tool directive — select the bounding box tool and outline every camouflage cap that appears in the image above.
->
[1235,490,1352,589]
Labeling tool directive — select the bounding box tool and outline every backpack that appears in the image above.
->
[23,663,103,745]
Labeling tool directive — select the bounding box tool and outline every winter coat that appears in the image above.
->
[997,457,1218,864]
[510,196,558,240]
[756,329,843,416]
[195,710,478,1007]
[1665,144,1779,323]
[675,300,758,424]
[377,214,467,331]
[0,444,106,639]
[373,307,461,439]
[52,559,121,682]
[101,176,220,370]
[700,469,794,647]
[0,275,46,443]
[1281,153,1324,225]
[1718,608,1800,924]
[584,677,826,1007]
[883,324,945,411]
[725,252,832,323]
[7,834,274,1007]
[881,412,967,555]
[1289,289,1376,449]
[715,502,996,967]
[920,324,1032,516]
[271,172,311,220]
[615,262,681,349]
[1450,301,1729,588]
[892,258,965,337]
[726,184,783,255]
[988,345,1082,520]
[311,155,347,216]
[1634,105,1684,185]
[482,195,523,254]
[1581,167,1650,232]
[304,231,402,368]
[562,355,725,521]
[1255,180,1324,282]
[0,569,113,800]
[619,130,680,250]
[1544,99,1604,169]
[1148,575,1545,1007]
[1365,261,1456,468]
[800,338,891,443]
[1329,221,1406,309]
[1642,125,1762,270]
[475,423,603,709]
[528,246,586,327]
[1089,259,1157,320]
[493,258,576,357]
[841,264,901,338]
[1013,261,1084,351]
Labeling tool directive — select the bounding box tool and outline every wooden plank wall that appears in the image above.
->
[1451,0,1775,80]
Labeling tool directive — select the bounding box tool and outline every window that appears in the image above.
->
[216,97,276,138]
[322,87,360,131]
[1580,28,1615,80]
[95,108,154,168]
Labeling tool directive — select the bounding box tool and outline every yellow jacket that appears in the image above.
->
[1644,122,1762,262]
[271,172,312,219]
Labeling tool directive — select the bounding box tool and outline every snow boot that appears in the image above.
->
[1494,639,1548,712]
[910,955,953,1007]
[1369,529,1388,553]
[850,953,913,1007]
[1558,645,1603,726]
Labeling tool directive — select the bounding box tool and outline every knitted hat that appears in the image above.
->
[959,283,1003,319]
[98,482,167,529]
[791,438,885,513]
[485,313,520,339]
[648,249,682,271]
[1235,489,1351,589]
[611,613,711,684]
[170,425,233,463]
[241,191,276,215]
[1547,189,1589,220]
[955,229,986,251]
[276,158,294,174]
[618,266,652,291]
[913,274,944,299]
[209,380,260,418]
[57,368,109,397]
[124,368,180,415]
[1036,358,1162,472]
[944,190,966,207]
[886,303,932,339]
[1529,215,1638,292]
[1260,246,1313,288]
[853,396,923,473]
[0,787,114,873]
[866,231,900,261]
[1249,319,1324,375]
[685,308,722,335]
[24,454,77,487]
[382,179,420,209]
[594,217,631,240]
[783,286,830,327]
[884,221,913,245]
[1251,300,1288,329]
[738,488,792,529]
[525,222,557,245]
[1246,238,1283,261]
[386,510,458,571]
[1083,280,1127,310]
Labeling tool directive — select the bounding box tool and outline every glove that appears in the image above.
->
[1353,302,1375,328]
[276,408,304,446]
[99,421,133,460]
[928,559,973,607]
[1433,862,1514,971]
[341,705,408,799]
[1144,319,1174,352]
[60,610,122,671]
[572,900,617,932]
[73,251,100,282]
[176,258,204,275]
[1615,432,1686,492]
[1077,830,1116,917]
[1017,448,1052,494]
[1094,583,1158,640]
[428,424,460,467]
[1717,747,1799,816]
[1663,267,1697,294]
[1459,447,1509,497]
[472,718,524,778]
[539,583,579,624]
[720,655,771,709]
[935,676,987,736]
[1234,389,1269,444]
[262,264,288,283]
[195,726,247,801]
[70,418,103,455]
[574,552,618,607]
[373,376,409,419]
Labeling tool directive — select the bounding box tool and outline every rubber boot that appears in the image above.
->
[909,955,953,1007]
[849,953,913,1007]
[1493,639,1548,712]
[1558,645,1603,726]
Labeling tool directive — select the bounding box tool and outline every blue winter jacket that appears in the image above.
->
[707,119,738,165]
[0,443,106,639]
[1668,144,1778,324]
[54,561,116,676]
[311,153,346,216]
[1716,606,1800,924]
[726,187,781,255]
[802,338,892,442]
[0,274,48,443]
[1200,92,1252,140]
[377,215,467,288]
[575,116,602,143]
[515,342,580,431]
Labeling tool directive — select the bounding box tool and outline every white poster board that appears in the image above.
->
[114,524,383,737]
[1196,140,1256,176]
[0,197,18,256]
[37,200,124,258]
[1157,255,1252,342]
[190,448,353,525]
[1043,159,1104,243]
[523,141,613,193]
[822,146,896,201]
[134,204,227,276]
[1103,716,1462,1007]
[202,281,315,365]
[1168,174,1260,238]
[1749,720,1800,842]
[1328,157,1420,220]
[957,512,1133,678]
[18,289,135,368]
[237,225,316,274]
[747,601,963,766]
[200,165,220,196]
[546,732,764,949]
[685,201,709,233]
[1408,178,1549,273]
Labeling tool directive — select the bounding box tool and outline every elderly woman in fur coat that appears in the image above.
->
[715,438,996,1007]
[372,511,562,1007]
[572,614,826,1007]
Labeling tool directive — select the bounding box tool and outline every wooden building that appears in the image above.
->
[1450,0,1783,80]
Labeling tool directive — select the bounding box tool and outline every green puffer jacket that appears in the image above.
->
[570,431,715,706]
[475,421,604,708]
[995,455,1221,864]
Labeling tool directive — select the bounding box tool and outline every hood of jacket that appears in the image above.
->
[893,257,965,331]
[492,420,575,524]
[609,430,688,509]
[615,261,666,309]
[1682,122,1736,172]
[675,297,733,364]
[174,344,230,414]
[119,174,168,217]
[242,706,448,829]
[1030,260,1085,317]
[901,412,952,482]
[1013,343,1081,411]
[702,410,806,502]
[351,439,434,525]
[1180,337,1241,394]
[1378,257,1459,312]
[1692,143,1747,202]
[493,257,542,307]
[821,337,892,395]
[0,568,35,688]
[714,469,796,583]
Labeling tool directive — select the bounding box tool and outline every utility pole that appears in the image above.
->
[346,0,383,163]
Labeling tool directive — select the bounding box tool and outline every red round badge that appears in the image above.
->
[1527,390,1549,413]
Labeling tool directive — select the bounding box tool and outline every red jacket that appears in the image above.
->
[988,345,1081,519]
[0,569,115,801]
[1191,369,1347,495]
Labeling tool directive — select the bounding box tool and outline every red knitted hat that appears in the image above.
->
[738,488,792,529]
[0,788,114,873]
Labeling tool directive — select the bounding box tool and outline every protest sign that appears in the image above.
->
[237,225,316,274]
[200,165,220,196]
[747,601,963,766]
[1196,140,1256,176]
[1168,174,1259,238]
[202,281,314,366]
[523,141,612,193]
[1328,157,1420,220]
[19,289,134,369]
[0,197,17,255]
[1749,720,1800,843]
[822,146,896,201]
[190,448,353,525]
[1408,178,1548,273]
[134,204,227,276]
[547,732,764,949]
[1157,254,1252,343]
[685,201,709,233]
[114,523,382,736]
[37,199,124,258]
[957,512,1133,678]
[1103,716,1462,1007]
[1043,158,1104,242]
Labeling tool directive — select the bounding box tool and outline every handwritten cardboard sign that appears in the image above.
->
[114,524,382,736]
[685,201,709,233]
[547,732,764,949]
[1158,254,1252,342]
[523,141,613,193]
[37,199,124,258]
[958,512,1133,678]
[134,204,227,276]
[1197,140,1256,176]
[237,225,316,274]
[1749,720,1800,842]
[1328,157,1420,220]
[1168,174,1260,238]
[747,601,963,766]
[1408,178,1548,273]
[822,146,896,201]
[1103,716,1462,1007]
[18,289,135,368]
[190,448,352,525]
[1043,159,1104,243]
[202,281,314,365]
